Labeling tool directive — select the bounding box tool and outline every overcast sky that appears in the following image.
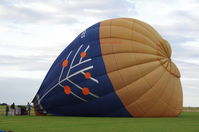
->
[0,0,198,106]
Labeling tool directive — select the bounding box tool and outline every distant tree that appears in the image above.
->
[0,103,7,106]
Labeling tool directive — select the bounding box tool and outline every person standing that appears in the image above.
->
[27,102,31,116]
[5,104,9,116]
[10,103,15,116]
[16,106,21,116]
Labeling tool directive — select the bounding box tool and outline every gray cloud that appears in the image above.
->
[0,54,52,71]
[153,8,199,45]
[174,60,199,79]
[0,0,136,24]
[0,77,41,105]
[0,0,79,24]
[0,43,62,71]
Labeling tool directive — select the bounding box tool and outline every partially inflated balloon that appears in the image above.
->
[33,18,183,117]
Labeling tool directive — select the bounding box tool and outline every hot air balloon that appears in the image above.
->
[32,18,183,117]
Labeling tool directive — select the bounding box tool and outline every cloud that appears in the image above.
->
[0,43,60,71]
[175,60,199,79]
[0,77,41,105]
[153,9,199,44]
[0,0,78,24]
[182,77,199,107]
[0,44,59,80]
[0,55,52,70]
[0,0,136,24]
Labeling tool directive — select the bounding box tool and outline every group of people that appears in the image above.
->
[5,102,31,116]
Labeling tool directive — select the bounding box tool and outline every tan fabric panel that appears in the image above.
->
[106,61,160,90]
[127,89,159,116]
[131,41,158,55]
[100,19,111,26]
[111,18,160,45]
[101,27,157,50]
[115,53,160,70]
[107,18,159,45]
[107,70,124,91]
[161,82,182,116]
[162,40,172,57]
[176,79,183,110]
[157,41,170,57]
[150,71,170,96]
[114,53,137,70]
[136,61,161,76]
[132,31,157,49]
[170,62,181,77]
[173,64,181,78]
[135,54,161,64]
[112,40,132,53]
[143,66,165,87]
[100,42,113,55]
[123,18,163,42]
[115,76,143,106]
[111,18,132,29]
[126,78,151,106]
[160,75,175,105]
[126,101,146,117]
[100,26,111,38]
[134,22,160,44]
[161,60,180,78]
[170,63,176,75]
[101,54,117,73]
[162,104,178,117]
[157,41,171,59]
[126,69,172,116]
[99,19,111,39]
[117,62,162,89]
[157,48,167,57]
[116,86,132,106]
[101,38,158,55]
[144,99,169,117]
[99,18,183,117]
[126,69,170,116]
[102,53,160,74]
[111,26,132,40]
[164,76,180,109]
[116,65,140,88]
[131,18,163,41]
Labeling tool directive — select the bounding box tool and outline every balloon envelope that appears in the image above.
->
[33,18,183,117]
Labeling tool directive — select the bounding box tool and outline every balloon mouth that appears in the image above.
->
[158,40,180,78]
[32,94,47,115]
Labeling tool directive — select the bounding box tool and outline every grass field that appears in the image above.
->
[0,112,199,132]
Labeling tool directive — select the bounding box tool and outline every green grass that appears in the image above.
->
[0,112,199,132]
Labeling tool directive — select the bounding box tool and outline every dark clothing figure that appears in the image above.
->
[27,102,31,116]
[10,103,15,116]
[6,105,9,116]
[10,103,15,109]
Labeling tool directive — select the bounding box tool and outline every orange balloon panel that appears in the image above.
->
[99,18,183,117]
